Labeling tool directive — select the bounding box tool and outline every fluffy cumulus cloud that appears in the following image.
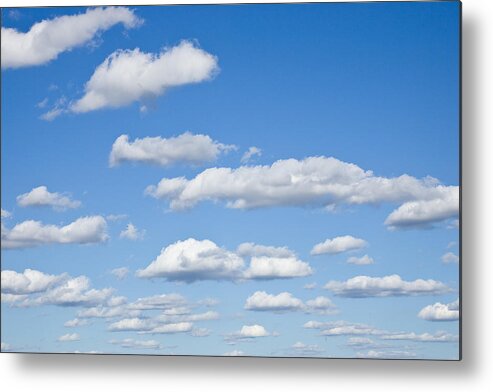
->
[241,146,262,163]
[64,318,89,328]
[245,291,304,312]
[225,324,271,343]
[310,235,367,255]
[1,215,108,249]
[137,238,312,282]
[1,7,142,69]
[243,256,312,279]
[145,156,458,228]
[16,186,81,211]
[385,187,459,229]
[119,223,145,240]
[109,133,235,167]
[244,291,337,314]
[324,274,451,298]
[418,299,459,321]
[347,254,374,265]
[67,40,218,114]
[1,269,113,308]
[136,238,244,282]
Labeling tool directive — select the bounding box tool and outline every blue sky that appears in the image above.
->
[1,2,459,359]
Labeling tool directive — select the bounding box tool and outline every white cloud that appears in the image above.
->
[108,318,153,332]
[136,238,244,282]
[318,321,384,337]
[381,331,458,343]
[2,269,114,308]
[58,333,80,342]
[16,186,81,211]
[109,338,161,350]
[145,156,458,229]
[119,223,145,240]
[1,269,65,295]
[1,209,11,218]
[245,291,304,312]
[225,324,271,342]
[324,274,451,297]
[243,256,312,279]
[418,299,459,321]
[106,214,128,222]
[1,7,142,69]
[385,187,459,229]
[64,318,89,328]
[310,235,367,256]
[128,293,187,311]
[304,283,317,290]
[347,254,374,265]
[305,296,338,314]
[109,133,235,167]
[356,350,417,359]
[144,322,193,335]
[244,291,336,314]
[441,252,459,264]
[1,342,13,351]
[137,238,313,282]
[110,267,129,280]
[1,215,108,249]
[241,146,262,163]
[68,40,218,114]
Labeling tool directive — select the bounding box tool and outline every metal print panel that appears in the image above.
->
[0,1,461,360]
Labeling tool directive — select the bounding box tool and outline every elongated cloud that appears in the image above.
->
[1,7,142,69]
[2,269,113,308]
[145,156,458,228]
[244,291,337,314]
[385,188,459,229]
[136,238,312,282]
[109,133,235,167]
[68,40,218,114]
[58,333,80,342]
[381,331,458,343]
[1,215,108,249]
[16,186,81,211]
[324,274,451,297]
[418,299,459,321]
[310,235,367,255]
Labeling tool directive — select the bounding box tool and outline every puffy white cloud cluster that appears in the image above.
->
[145,156,458,228]
[310,235,367,255]
[441,252,459,264]
[16,186,81,211]
[347,254,374,265]
[1,215,108,249]
[110,133,235,167]
[225,324,272,343]
[418,299,459,321]
[324,274,451,297]
[1,269,114,308]
[244,291,337,314]
[1,7,142,69]
[67,40,218,114]
[136,238,312,282]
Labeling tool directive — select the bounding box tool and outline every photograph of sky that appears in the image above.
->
[1,2,460,359]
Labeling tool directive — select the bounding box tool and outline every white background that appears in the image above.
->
[0,0,491,390]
